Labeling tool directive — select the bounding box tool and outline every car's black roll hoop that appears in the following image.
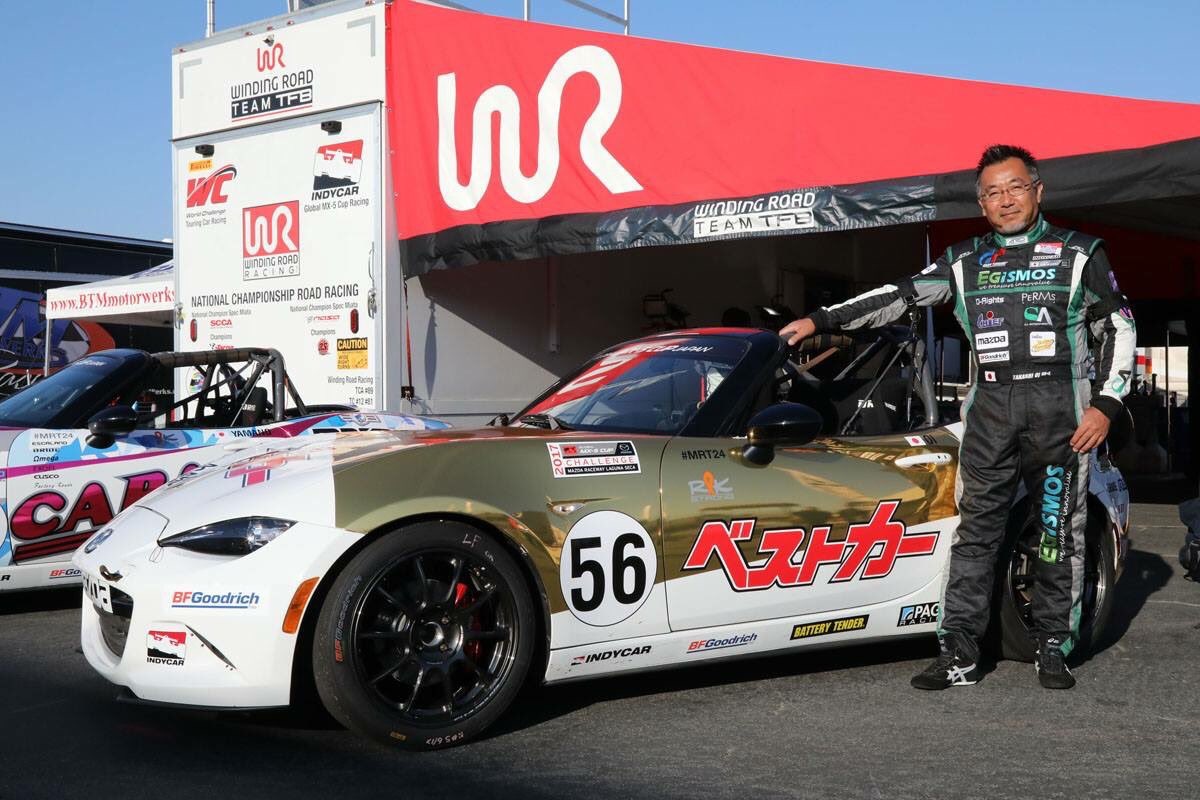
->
[151,347,307,427]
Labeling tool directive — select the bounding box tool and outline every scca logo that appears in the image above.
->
[437,45,642,211]
[186,165,237,208]
[243,201,299,257]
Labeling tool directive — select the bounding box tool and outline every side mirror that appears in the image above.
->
[742,402,824,465]
[87,405,138,449]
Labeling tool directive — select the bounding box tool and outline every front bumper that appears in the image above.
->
[75,513,361,709]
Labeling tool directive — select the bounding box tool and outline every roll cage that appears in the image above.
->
[513,324,940,440]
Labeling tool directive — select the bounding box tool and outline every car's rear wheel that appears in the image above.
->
[990,500,1116,662]
[313,521,534,750]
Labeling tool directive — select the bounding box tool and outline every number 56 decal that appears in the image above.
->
[559,510,657,626]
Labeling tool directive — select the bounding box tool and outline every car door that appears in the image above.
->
[661,431,958,631]
[4,426,233,565]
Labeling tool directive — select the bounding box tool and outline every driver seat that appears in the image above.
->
[239,387,269,427]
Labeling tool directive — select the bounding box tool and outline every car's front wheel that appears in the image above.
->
[313,521,535,750]
[990,500,1117,662]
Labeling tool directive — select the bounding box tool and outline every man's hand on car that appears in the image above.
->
[780,317,816,346]
[1070,407,1111,453]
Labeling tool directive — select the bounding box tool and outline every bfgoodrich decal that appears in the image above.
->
[686,633,757,653]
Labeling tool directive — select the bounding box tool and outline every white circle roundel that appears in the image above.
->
[559,510,657,627]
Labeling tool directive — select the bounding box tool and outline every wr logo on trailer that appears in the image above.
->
[242,201,300,257]
[437,44,642,212]
[257,39,286,72]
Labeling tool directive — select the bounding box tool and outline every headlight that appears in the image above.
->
[158,516,296,556]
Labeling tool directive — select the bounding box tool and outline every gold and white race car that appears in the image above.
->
[75,328,1129,750]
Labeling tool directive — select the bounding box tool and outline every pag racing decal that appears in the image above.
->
[559,510,656,626]
[682,500,937,591]
[790,614,868,640]
[897,602,938,627]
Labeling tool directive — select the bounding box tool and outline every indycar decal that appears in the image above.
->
[681,500,938,591]
[146,630,187,666]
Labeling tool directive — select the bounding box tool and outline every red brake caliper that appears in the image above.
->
[454,582,483,661]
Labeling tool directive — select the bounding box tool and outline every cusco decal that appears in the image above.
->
[681,500,937,591]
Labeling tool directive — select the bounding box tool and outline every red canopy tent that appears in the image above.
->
[386,1,1200,276]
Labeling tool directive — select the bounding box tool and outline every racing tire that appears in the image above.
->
[990,499,1117,662]
[313,521,535,750]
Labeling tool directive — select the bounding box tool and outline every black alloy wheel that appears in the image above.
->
[314,522,534,750]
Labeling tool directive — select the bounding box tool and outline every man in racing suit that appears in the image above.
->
[781,145,1136,690]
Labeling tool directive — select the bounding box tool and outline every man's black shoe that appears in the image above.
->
[1035,637,1076,689]
[911,635,980,690]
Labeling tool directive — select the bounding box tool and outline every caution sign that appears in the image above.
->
[336,337,368,370]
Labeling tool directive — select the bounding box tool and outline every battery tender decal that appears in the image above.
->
[547,441,640,478]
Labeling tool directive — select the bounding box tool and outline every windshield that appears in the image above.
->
[0,352,149,428]
[517,336,750,434]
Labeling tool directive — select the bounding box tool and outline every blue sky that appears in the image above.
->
[0,0,1195,241]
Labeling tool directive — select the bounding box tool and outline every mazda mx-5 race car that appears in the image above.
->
[0,347,444,592]
[75,328,1129,750]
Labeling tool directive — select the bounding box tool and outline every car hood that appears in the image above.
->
[95,428,533,528]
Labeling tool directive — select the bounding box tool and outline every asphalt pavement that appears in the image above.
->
[1,503,1195,800]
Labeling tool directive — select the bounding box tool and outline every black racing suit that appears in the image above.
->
[808,216,1136,657]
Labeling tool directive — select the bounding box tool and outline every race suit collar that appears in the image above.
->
[991,214,1048,248]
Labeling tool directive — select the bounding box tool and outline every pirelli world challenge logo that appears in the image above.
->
[184,160,236,230]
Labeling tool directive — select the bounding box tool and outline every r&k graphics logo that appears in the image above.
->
[312,140,363,199]
[242,201,300,281]
[437,45,641,212]
[689,471,733,502]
